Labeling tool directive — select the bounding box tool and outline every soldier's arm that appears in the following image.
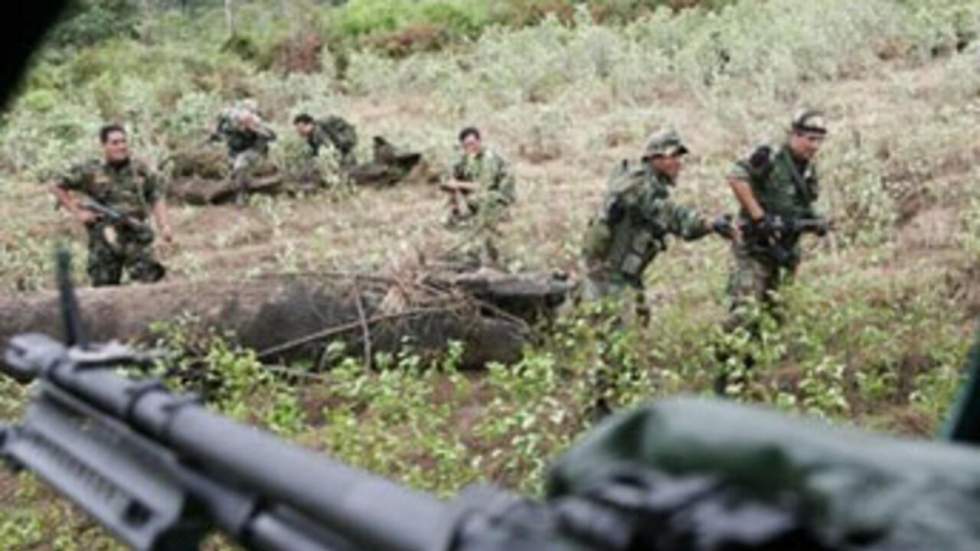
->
[664,200,712,241]
[143,165,173,242]
[727,155,767,222]
[50,168,98,225]
[151,199,173,243]
[729,178,765,222]
[451,157,467,181]
[245,114,276,141]
[480,154,516,206]
[440,181,479,193]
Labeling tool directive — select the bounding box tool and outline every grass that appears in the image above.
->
[1,0,980,547]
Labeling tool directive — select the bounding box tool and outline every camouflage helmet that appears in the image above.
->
[790,109,828,135]
[642,128,689,159]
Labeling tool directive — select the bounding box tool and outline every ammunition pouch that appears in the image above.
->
[611,224,665,283]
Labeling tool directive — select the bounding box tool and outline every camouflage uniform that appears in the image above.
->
[581,131,713,320]
[57,159,166,287]
[448,148,516,226]
[445,148,517,268]
[213,102,276,198]
[306,116,358,170]
[725,142,823,329]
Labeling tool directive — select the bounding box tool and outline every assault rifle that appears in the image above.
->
[81,199,153,233]
[440,180,478,219]
[718,215,831,265]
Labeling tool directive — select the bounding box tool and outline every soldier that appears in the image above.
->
[439,127,516,268]
[724,109,831,329]
[716,110,832,393]
[211,98,277,204]
[581,129,728,323]
[442,126,516,228]
[292,112,358,170]
[51,124,173,287]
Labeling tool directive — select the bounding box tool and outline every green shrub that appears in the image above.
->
[49,0,140,49]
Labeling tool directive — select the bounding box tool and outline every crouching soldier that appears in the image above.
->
[212,99,276,204]
[292,112,358,170]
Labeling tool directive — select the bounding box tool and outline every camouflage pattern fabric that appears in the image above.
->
[725,144,822,326]
[57,158,166,286]
[85,221,164,286]
[214,105,276,162]
[641,128,688,159]
[308,116,358,169]
[581,160,710,300]
[443,148,517,269]
[447,148,516,228]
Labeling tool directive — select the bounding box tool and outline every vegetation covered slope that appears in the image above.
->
[1,0,979,547]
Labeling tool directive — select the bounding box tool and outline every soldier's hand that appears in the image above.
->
[757,214,785,237]
[160,225,174,244]
[814,218,832,237]
[711,214,735,239]
[76,209,100,225]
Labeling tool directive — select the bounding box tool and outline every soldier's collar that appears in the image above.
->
[780,143,810,167]
[102,157,132,171]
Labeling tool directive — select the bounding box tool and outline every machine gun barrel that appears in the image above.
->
[2,334,455,551]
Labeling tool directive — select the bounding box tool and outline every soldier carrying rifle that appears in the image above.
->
[716,110,833,389]
[51,124,173,287]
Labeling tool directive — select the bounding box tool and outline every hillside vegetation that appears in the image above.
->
[1,0,980,548]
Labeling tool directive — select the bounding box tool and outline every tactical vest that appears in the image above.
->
[598,162,669,285]
[739,145,820,265]
[317,116,357,155]
[741,145,819,221]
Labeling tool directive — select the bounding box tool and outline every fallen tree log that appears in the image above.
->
[168,175,286,206]
[0,271,573,369]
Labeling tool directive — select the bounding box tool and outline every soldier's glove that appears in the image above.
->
[711,214,734,238]
[813,218,830,237]
[752,214,784,238]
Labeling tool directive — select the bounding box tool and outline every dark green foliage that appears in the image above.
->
[48,0,140,48]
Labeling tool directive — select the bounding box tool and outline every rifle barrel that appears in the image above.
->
[39,355,453,551]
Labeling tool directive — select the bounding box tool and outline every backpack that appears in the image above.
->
[319,116,357,155]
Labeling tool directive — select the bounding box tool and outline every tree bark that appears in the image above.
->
[0,274,540,369]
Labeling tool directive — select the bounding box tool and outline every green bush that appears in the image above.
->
[48,0,140,49]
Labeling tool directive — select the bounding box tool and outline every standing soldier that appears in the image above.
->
[440,126,516,268]
[211,99,277,205]
[724,110,831,327]
[292,112,358,170]
[581,129,728,323]
[51,124,173,287]
[717,110,831,391]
